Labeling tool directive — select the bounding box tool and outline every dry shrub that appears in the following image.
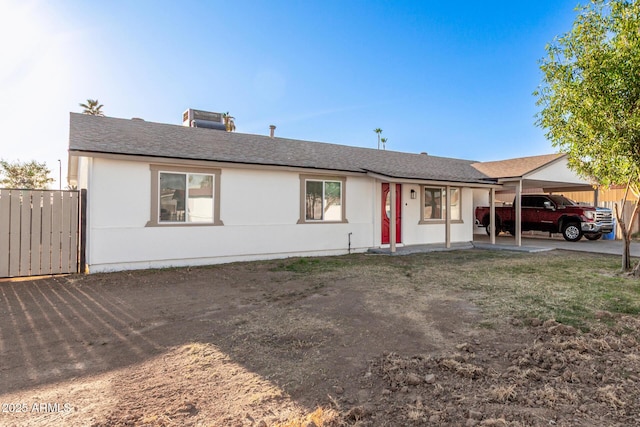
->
[481,418,509,426]
[440,358,484,379]
[561,369,580,383]
[625,352,640,362]
[406,408,425,421]
[590,338,612,352]
[275,407,339,427]
[488,384,517,403]
[532,384,579,407]
[597,385,626,409]
[533,385,558,407]
[532,385,558,406]
[562,349,593,363]
[557,337,589,352]
[559,387,579,403]
[380,353,405,374]
[513,368,541,381]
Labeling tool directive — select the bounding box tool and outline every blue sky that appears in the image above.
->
[0,1,580,188]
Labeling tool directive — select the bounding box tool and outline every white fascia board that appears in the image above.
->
[365,171,501,189]
[521,153,568,179]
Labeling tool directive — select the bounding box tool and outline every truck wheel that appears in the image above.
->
[585,233,602,241]
[484,217,501,236]
[562,222,583,242]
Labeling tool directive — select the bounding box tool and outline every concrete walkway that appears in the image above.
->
[368,241,475,255]
[368,234,640,257]
[473,233,640,257]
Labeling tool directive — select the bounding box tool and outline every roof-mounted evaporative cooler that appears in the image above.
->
[182,109,226,131]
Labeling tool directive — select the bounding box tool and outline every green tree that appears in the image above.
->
[535,0,640,273]
[0,159,54,189]
[79,99,104,116]
[381,137,388,150]
[374,128,383,150]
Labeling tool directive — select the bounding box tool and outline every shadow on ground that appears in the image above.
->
[0,254,484,425]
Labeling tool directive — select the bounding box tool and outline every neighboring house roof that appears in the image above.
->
[471,153,565,179]
[68,113,494,185]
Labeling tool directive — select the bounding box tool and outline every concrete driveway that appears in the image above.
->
[473,233,640,257]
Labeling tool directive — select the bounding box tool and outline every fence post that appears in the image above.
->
[79,189,87,274]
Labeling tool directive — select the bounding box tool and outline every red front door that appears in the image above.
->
[381,183,402,244]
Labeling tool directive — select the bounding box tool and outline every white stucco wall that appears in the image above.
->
[401,186,475,245]
[526,157,588,185]
[84,158,376,272]
[81,157,486,272]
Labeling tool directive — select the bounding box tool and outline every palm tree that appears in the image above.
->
[381,137,388,150]
[79,99,104,116]
[222,112,236,132]
[374,128,383,150]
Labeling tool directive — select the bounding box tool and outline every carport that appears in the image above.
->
[472,154,597,246]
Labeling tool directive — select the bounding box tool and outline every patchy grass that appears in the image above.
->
[270,256,356,274]
[270,249,640,331]
[395,249,640,331]
[162,249,640,331]
[5,247,640,426]
[278,249,640,331]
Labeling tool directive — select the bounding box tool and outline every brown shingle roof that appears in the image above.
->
[471,153,565,179]
[68,113,494,185]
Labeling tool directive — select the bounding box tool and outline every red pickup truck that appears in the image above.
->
[475,194,614,242]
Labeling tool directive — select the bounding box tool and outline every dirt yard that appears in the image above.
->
[1,250,640,426]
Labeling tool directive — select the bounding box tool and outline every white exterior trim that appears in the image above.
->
[365,171,500,189]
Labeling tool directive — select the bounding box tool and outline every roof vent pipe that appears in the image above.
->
[269,125,276,138]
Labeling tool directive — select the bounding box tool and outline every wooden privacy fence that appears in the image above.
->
[0,189,85,278]
[600,200,638,238]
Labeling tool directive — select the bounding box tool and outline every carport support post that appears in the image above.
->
[390,182,396,253]
[446,185,451,248]
[515,179,522,247]
[490,188,496,245]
